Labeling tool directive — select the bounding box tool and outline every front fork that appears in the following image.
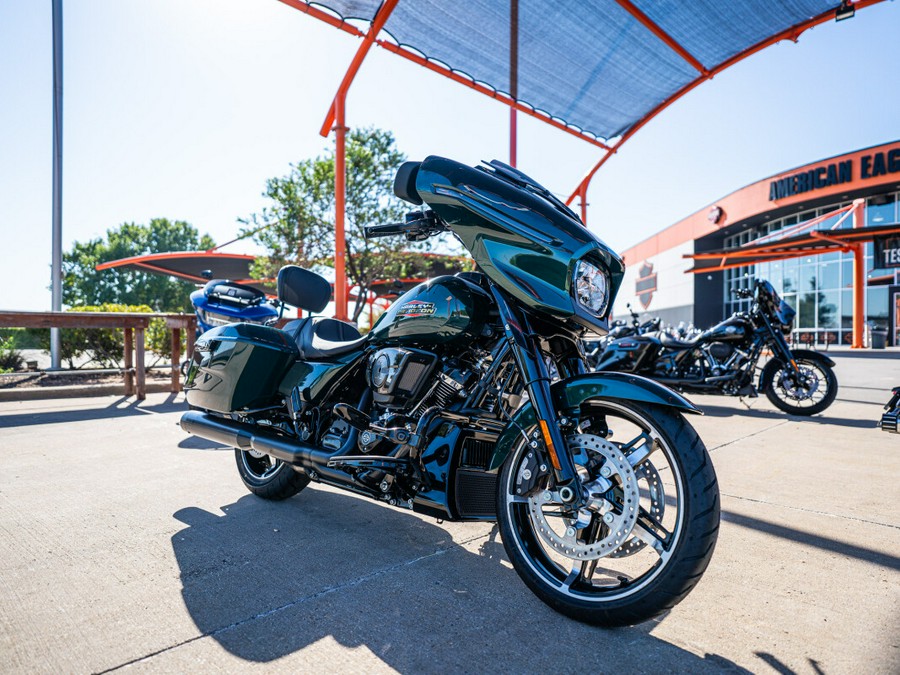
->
[764,318,802,378]
[491,287,585,508]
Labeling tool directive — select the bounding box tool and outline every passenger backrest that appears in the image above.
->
[276,266,332,313]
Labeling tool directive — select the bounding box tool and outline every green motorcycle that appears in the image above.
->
[180,156,719,626]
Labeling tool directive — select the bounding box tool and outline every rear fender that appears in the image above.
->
[759,349,835,391]
[489,372,701,471]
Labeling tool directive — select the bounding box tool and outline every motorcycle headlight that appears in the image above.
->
[199,309,233,327]
[573,259,610,317]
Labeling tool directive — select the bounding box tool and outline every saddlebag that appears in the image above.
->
[184,323,299,413]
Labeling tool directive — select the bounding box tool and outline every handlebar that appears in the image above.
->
[364,223,407,239]
[364,210,448,241]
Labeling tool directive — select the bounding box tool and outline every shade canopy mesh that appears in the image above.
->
[314,0,844,140]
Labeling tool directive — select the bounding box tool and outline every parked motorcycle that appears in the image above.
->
[191,273,280,335]
[881,387,900,432]
[179,156,719,626]
[594,279,838,416]
[583,304,659,362]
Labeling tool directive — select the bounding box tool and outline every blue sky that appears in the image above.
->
[1,0,898,311]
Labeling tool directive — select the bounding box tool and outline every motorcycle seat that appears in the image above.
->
[282,317,366,360]
[657,332,699,350]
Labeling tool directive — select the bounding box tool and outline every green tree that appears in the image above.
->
[63,218,215,312]
[241,127,462,322]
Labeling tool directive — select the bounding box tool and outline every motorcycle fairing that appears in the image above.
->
[489,372,702,471]
[191,283,279,331]
[414,156,625,333]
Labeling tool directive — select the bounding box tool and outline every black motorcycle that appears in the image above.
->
[594,279,838,416]
[180,156,719,626]
[583,303,659,361]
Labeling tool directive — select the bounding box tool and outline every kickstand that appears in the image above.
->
[739,396,756,410]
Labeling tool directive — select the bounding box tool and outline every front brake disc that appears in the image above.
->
[523,434,640,561]
[779,366,819,400]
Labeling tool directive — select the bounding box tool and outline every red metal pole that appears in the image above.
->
[510,109,517,167]
[319,0,400,138]
[334,93,348,321]
[317,0,400,323]
[579,185,588,224]
[851,199,866,348]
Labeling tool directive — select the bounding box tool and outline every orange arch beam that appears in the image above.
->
[567,0,888,211]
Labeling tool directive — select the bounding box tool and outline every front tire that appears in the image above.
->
[497,401,719,626]
[234,449,309,500]
[763,356,837,416]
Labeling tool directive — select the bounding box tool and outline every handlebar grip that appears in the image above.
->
[364,223,405,239]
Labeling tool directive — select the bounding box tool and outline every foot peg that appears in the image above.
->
[327,455,412,474]
[333,404,414,446]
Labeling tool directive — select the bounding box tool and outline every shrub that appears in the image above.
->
[0,337,25,373]
[0,328,43,349]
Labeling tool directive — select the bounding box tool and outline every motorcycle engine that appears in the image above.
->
[367,348,438,409]
[707,342,733,361]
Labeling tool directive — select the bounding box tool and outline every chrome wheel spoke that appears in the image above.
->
[581,558,599,581]
[632,507,672,560]
[563,563,581,590]
[624,432,657,468]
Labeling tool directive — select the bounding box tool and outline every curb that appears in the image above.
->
[0,381,177,402]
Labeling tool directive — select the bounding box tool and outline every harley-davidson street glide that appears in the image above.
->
[180,157,719,626]
[593,280,838,416]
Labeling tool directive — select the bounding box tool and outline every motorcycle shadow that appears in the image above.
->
[172,489,750,672]
[697,401,876,429]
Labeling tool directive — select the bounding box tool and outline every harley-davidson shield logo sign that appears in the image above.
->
[635,262,657,309]
[397,300,436,317]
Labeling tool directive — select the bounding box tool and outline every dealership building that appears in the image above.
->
[615,140,900,346]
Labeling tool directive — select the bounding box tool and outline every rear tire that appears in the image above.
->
[234,449,309,500]
[497,401,719,626]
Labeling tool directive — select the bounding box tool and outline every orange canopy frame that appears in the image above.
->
[276,0,888,320]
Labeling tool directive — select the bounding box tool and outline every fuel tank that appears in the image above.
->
[698,316,752,343]
[368,275,492,347]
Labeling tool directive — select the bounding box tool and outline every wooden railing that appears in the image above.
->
[0,312,197,400]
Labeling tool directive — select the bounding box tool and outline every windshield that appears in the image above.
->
[478,160,582,224]
[758,280,795,325]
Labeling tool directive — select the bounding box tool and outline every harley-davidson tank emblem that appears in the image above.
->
[397,301,436,317]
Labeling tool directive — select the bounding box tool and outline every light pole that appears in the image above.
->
[50,0,64,368]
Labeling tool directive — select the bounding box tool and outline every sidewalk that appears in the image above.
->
[0,353,897,673]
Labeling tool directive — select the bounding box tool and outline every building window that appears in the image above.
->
[867,194,897,226]
[720,191,899,344]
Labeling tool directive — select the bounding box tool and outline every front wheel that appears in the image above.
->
[497,401,719,626]
[234,449,309,500]
[763,356,837,416]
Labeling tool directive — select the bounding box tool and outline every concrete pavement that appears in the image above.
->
[0,353,897,673]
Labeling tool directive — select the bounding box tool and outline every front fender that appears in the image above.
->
[759,349,836,390]
[489,372,701,471]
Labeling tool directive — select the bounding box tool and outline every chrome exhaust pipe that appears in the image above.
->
[179,410,377,495]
